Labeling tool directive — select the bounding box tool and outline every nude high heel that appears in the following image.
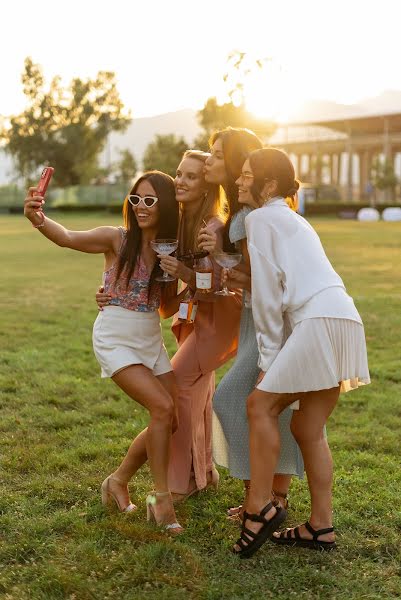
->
[101,474,137,513]
[146,491,183,534]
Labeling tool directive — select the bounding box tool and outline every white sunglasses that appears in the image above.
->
[128,194,159,208]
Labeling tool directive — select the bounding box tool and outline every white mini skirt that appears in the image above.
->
[257,317,370,394]
[92,306,172,378]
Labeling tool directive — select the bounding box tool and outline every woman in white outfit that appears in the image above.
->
[232,148,370,558]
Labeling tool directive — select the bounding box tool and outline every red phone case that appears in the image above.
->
[37,167,54,196]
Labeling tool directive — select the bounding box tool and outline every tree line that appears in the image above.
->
[0,55,275,186]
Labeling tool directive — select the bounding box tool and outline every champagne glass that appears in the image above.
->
[214,252,242,296]
[150,238,179,282]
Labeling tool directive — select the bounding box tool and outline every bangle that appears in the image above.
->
[32,211,45,228]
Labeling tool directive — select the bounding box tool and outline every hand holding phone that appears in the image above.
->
[36,167,54,197]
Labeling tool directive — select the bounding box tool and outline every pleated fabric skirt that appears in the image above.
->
[257,317,370,394]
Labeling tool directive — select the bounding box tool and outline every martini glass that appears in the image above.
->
[214,252,242,296]
[150,238,179,282]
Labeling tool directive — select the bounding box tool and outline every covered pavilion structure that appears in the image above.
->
[268,112,401,201]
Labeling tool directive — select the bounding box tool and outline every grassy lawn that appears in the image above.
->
[1,212,401,599]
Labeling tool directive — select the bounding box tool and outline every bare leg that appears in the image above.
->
[234,387,339,551]
[282,386,339,542]
[113,429,148,483]
[106,371,177,507]
[112,366,176,494]
[246,390,290,515]
[272,473,292,508]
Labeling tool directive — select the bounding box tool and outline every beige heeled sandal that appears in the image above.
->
[146,491,183,534]
[101,474,137,513]
[172,467,220,504]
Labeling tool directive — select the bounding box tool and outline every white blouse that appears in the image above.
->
[245,197,362,372]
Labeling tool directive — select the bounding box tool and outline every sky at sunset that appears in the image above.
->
[2,0,401,122]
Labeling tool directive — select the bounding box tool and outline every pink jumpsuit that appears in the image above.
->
[168,217,242,493]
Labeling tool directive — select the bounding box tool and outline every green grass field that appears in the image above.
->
[1,213,401,599]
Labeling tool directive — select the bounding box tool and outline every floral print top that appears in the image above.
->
[103,228,161,312]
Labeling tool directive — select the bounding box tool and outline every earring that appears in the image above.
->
[203,191,208,201]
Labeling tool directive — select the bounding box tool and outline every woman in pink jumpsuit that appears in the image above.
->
[159,150,243,499]
[96,135,261,508]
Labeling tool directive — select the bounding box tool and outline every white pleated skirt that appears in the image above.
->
[93,305,172,378]
[257,317,370,394]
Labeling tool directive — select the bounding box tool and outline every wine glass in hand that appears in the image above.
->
[214,252,242,296]
[150,239,179,282]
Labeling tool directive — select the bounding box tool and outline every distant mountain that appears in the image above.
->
[284,99,359,123]
[283,90,401,124]
[100,108,202,168]
[358,90,401,115]
[1,94,401,184]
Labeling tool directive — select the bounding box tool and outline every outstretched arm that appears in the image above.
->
[24,188,118,254]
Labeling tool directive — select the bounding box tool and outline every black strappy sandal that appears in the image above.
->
[271,520,336,551]
[232,501,287,559]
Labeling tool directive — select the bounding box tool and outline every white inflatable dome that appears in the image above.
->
[382,207,401,222]
[357,207,380,222]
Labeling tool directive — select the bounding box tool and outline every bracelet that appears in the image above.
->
[32,211,45,228]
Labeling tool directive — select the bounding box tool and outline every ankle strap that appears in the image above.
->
[109,473,127,484]
[146,491,172,506]
[305,521,334,539]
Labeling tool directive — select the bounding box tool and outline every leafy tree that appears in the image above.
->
[0,58,131,186]
[142,134,188,177]
[116,149,138,183]
[197,97,275,141]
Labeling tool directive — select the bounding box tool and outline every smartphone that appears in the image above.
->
[36,167,54,196]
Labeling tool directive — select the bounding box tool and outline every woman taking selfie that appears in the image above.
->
[97,150,242,502]
[24,171,183,533]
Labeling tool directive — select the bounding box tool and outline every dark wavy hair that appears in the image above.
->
[248,148,300,207]
[115,171,179,296]
[209,127,262,250]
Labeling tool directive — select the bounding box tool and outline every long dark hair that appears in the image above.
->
[115,171,178,295]
[209,127,262,250]
[248,148,300,207]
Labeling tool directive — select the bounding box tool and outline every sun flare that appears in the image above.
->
[241,61,296,123]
